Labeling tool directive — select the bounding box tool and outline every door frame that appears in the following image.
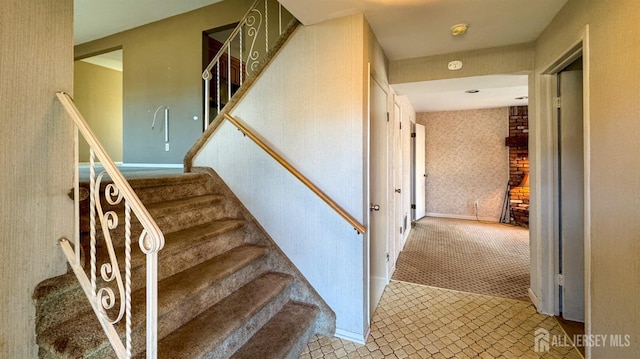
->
[532,24,591,356]
[391,97,403,272]
[412,123,426,221]
[367,68,391,323]
[558,64,585,322]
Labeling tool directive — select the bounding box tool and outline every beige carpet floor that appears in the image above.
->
[392,217,530,301]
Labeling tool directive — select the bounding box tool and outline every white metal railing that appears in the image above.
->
[56,92,164,359]
[203,0,291,129]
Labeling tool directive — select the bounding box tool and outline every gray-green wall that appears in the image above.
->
[75,0,253,164]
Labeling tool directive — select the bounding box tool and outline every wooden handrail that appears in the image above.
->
[224,113,366,234]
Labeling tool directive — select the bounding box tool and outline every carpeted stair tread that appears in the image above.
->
[147,272,293,359]
[230,301,320,359]
[38,244,269,358]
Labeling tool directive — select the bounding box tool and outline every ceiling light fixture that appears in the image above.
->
[465,89,479,94]
[515,96,529,100]
[451,23,469,36]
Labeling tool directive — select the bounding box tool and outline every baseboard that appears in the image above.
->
[119,163,183,168]
[335,328,367,344]
[426,212,500,223]
[79,161,123,166]
[528,288,540,310]
[78,162,183,169]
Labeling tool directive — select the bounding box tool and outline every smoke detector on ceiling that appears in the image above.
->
[451,24,469,36]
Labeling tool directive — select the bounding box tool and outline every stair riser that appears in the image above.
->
[36,230,245,334]
[262,253,336,337]
[283,316,317,359]
[154,230,245,279]
[79,173,213,205]
[80,205,228,247]
[35,278,93,336]
[79,182,212,210]
[230,302,320,359]
[133,182,211,204]
[207,285,292,359]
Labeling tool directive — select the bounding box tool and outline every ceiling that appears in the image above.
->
[278,0,567,60]
[74,0,223,45]
[81,49,123,72]
[393,74,529,112]
[75,0,568,112]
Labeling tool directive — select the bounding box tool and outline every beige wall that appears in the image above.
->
[532,0,640,357]
[74,61,123,162]
[0,1,74,357]
[75,0,253,164]
[389,42,534,84]
[417,108,509,221]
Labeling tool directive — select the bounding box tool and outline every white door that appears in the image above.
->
[414,124,426,220]
[369,76,389,316]
[559,61,585,322]
[392,101,403,270]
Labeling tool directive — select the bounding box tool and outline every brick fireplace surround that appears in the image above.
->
[507,106,529,227]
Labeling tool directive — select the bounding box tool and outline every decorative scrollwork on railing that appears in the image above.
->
[246,8,263,74]
[92,170,128,325]
[201,0,294,129]
[57,91,163,358]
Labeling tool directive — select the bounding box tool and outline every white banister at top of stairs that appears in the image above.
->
[203,0,291,129]
[56,92,164,359]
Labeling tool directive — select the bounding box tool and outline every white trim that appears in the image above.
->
[363,62,372,349]
[79,161,123,166]
[425,212,501,223]
[535,24,591,358]
[581,25,592,359]
[335,328,367,345]
[528,288,540,309]
[78,162,183,169]
[119,163,183,168]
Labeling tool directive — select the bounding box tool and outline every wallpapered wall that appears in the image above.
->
[417,107,509,221]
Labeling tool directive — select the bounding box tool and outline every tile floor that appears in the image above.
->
[300,281,581,358]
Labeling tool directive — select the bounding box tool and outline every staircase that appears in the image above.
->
[34,167,335,358]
